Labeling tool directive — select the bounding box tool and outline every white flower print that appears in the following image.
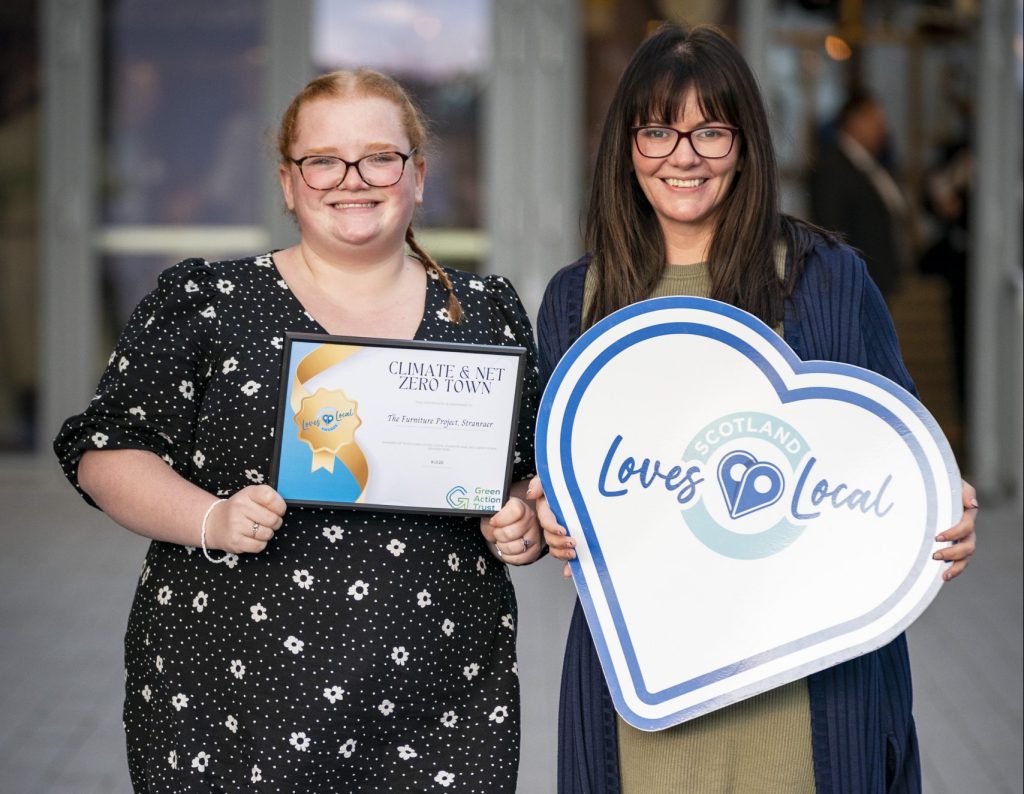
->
[503,323,515,340]
[391,646,410,666]
[244,469,264,484]
[436,307,452,322]
[161,453,173,466]
[226,714,238,733]
[489,705,509,724]
[240,380,261,396]
[168,750,177,769]
[292,569,314,589]
[463,662,479,680]
[118,356,129,372]
[469,278,485,291]
[398,744,417,760]
[289,732,311,751]
[512,661,519,675]
[156,655,164,673]
[171,693,189,711]
[440,710,458,728]
[201,305,217,319]
[179,380,195,400]
[347,580,369,600]
[417,590,432,607]
[447,553,460,571]
[250,602,268,622]
[251,765,262,783]
[184,279,199,293]
[501,613,515,630]
[230,659,246,679]
[435,770,456,787]
[427,267,440,280]
[192,450,205,468]
[386,538,406,556]
[216,279,234,294]
[222,357,238,373]
[255,254,272,267]
[223,553,239,568]
[141,684,151,702]
[441,619,455,637]
[323,686,345,704]
[284,636,305,655]
[338,738,357,758]
[192,751,210,772]
[514,449,522,464]
[140,564,150,584]
[108,351,116,366]
[145,315,155,328]
[476,556,487,575]
[129,405,146,420]
[378,699,395,716]
[323,525,344,543]
[277,278,288,290]
[156,586,172,605]
[91,431,108,448]
[192,591,208,612]
[271,335,283,349]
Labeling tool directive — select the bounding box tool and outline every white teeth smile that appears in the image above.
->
[333,202,376,209]
[664,177,706,188]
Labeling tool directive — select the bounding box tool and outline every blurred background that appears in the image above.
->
[0,0,1021,792]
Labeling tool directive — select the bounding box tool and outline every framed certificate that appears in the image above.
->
[270,332,527,515]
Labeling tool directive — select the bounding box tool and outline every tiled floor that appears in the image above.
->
[1,462,1020,793]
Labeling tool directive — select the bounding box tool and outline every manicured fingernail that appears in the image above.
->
[932,551,942,560]
[935,534,947,542]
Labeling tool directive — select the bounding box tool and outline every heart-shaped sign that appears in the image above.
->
[536,297,960,730]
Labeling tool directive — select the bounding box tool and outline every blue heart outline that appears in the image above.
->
[536,296,960,729]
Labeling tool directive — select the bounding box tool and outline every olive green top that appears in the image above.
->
[583,261,815,794]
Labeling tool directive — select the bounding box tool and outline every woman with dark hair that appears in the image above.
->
[531,23,977,793]
[54,68,541,792]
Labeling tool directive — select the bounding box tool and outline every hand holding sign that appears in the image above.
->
[536,297,962,730]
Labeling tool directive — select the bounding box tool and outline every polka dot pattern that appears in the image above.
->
[54,254,540,792]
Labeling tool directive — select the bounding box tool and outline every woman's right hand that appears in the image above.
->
[528,475,576,579]
[204,485,288,554]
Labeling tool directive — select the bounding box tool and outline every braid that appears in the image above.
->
[406,228,464,323]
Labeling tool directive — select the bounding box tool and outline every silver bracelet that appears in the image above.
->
[200,498,230,564]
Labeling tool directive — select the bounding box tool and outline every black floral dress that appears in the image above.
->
[54,254,539,793]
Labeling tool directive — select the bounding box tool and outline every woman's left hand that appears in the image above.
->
[480,484,543,565]
[933,479,978,581]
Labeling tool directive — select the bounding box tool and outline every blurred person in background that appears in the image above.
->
[808,90,913,302]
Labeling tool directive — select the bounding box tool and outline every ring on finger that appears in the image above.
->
[251,521,260,538]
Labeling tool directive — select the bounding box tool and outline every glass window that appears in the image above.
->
[312,1,491,264]
[99,0,265,328]
[0,3,40,450]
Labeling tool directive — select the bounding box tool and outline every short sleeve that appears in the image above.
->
[52,258,221,505]
[482,274,540,484]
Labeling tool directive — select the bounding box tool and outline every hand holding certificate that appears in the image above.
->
[271,333,527,515]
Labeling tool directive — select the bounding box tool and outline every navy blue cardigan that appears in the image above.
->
[537,244,922,794]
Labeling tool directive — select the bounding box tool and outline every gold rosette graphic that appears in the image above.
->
[290,344,369,497]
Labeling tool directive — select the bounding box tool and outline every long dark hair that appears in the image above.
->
[584,23,829,329]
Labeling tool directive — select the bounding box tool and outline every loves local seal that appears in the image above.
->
[536,296,960,730]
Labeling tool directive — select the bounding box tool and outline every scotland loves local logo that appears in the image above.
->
[537,297,959,731]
